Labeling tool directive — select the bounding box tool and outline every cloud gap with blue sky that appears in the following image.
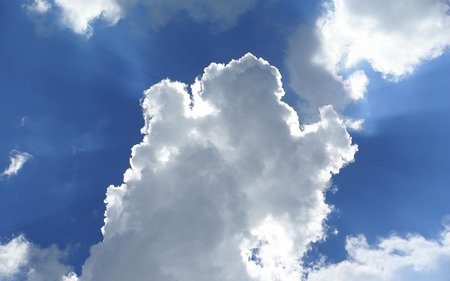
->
[1,0,450,280]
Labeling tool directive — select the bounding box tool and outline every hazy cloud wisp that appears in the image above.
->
[24,0,256,36]
[1,150,32,178]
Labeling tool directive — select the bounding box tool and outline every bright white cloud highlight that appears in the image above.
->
[0,235,75,280]
[24,0,52,14]
[343,70,368,101]
[343,118,364,131]
[317,0,450,81]
[307,228,450,281]
[77,53,357,280]
[54,0,122,37]
[1,150,32,178]
[0,235,28,277]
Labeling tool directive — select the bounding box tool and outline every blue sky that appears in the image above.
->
[1,0,450,280]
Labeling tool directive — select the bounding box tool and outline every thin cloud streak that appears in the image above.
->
[1,150,32,178]
[25,0,257,37]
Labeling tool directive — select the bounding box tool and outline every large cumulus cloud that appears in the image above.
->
[77,53,357,280]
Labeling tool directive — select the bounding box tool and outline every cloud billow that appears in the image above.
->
[317,0,450,81]
[307,229,450,281]
[0,235,74,281]
[78,53,357,280]
[286,0,450,121]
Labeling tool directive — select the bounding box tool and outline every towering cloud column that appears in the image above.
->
[80,53,357,281]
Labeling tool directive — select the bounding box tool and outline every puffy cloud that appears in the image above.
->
[343,118,364,131]
[62,273,79,281]
[78,53,357,280]
[343,70,368,101]
[0,235,75,281]
[24,0,256,36]
[1,150,32,178]
[286,0,450,114]
[307,228,450,281]
[53,0,123,37]
[0,235,28,277]
[317,0,450,81]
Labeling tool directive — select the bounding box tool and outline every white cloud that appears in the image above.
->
[23,0,53,35]
[0,235,29,277]
[316,0,450,81]
[62,272,79,281]
[77,53,357,280]
[287,0,450,113]
[343,118,364,131]
[54,0,123,37]
[24,0,52,14]
[307,228,450,281]
[343,70,368,101]
[1,150,32,178]
[0,235,75,281]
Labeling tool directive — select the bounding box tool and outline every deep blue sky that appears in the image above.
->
[318,55,450,262]
[1,0,449,276]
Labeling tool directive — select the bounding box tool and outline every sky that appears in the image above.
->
[1,0,450,280]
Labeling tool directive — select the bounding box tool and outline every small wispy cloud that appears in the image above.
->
[1,150,32,178]
[24,0,52,14]
[21,117,28,127]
